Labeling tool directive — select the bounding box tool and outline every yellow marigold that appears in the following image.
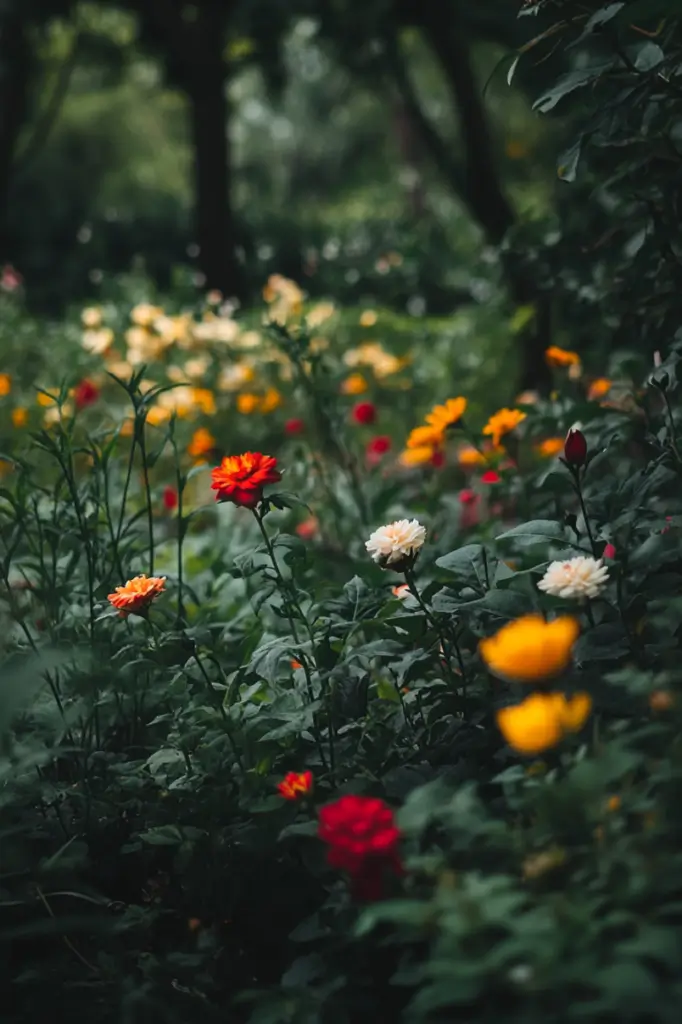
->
[483,408,527,448]
[81,306,102,328]
[107,574,166,618]
[146,405,172,427]
[536,437,564,458]
[0,373,11,396]
[406,425,443,450]
[457,444,486,469]
[237,392,260,415]
[11,407,28,427]
[306,302,335,328]
[130,304,164,328]
[188,427,216,459]
[425,397,467,433]
[399,446,435,467]
[497,691,592,755]
[480,614,580,683]
[192,388,217,416]
[82,327,115,356]
[360,310,378,327]
[340,373,368,396]
[545,345,580,368]
[37,389,59,407]
[588,377,612,401]
[259,387,282,413]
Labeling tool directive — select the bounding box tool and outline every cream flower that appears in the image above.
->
[538,556,609,601]
[365,519,426,568]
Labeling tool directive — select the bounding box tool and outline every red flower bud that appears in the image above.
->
[74,379,99,410]
[564,428,587,466]
[603,542,616,560]
[163,486,178,511]
[285,418,305,436]
[352,402,376,426]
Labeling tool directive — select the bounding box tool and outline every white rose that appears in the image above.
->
[365,519,426,568]
[538,555,609,601]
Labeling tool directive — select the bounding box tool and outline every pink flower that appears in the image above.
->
[603,543,616,560]
[481,469,501,484]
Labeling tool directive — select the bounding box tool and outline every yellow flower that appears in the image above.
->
[457,444,486,469]
[105,358,134,380]
[497,691,591,756]
[218,363,256,392]
[516,389,540,406]
[483,408,527,448]
[545,345,580,368]
[522,846,566,880]
[126,327,165,365]
[82,327,115,356]
[11,407,28,427]
[37,389,59,407]
[536,437,564,458]
[237,392,260,414]
[306,302,335,328]
[399,446,435,467]
[344,343,406,379]
[130,304,164,328]
[0,373,11,396]
[588,377,612,401]
[263,274,304,324]
[146,405,171,427]
[81,306,102,328]
[406,425,443,450]
[340,373,368,396]
[183,356,211,380]
[479,614,580,683]
[191,388,217,416]
[425,397,467,433]
[43,402,74,427]
[359,310,378,327]
[188,427,216,459]
[259,387,282,413]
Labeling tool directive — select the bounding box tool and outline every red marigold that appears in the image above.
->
[285,418,305,436]
[352,402,377,426]
[277,770,313,800]
[318,794,403,901]
[74,379,99,410]
[163,486,178,511]
[107,575,166,618]
[210,452,282,508]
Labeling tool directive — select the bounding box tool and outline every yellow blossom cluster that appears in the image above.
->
[400,397,467,467]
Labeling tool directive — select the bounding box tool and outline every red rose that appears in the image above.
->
[163,486,178,511]
[285,418,305,436]
[74,379,99,410]
[352,402,376,426]
[318,794,403,901]
[211,452,282,509]
[564,428,587,466]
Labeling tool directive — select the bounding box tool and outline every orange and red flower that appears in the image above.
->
[107,575,166,617]
[210,452,282,509]
[277,770,313,800]
[318,794,403,901]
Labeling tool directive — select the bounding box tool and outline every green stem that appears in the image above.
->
[573,467,598,558]
[137,425,155,576]
[404,565,465,700]
[662,390,682,466]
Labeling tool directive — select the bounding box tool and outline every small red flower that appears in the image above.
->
[74,379,99,410]
[352,402,376,426]
[163,486,178,511]
[211,452,282,509]
[459,488,477,505]
[367,435,391,456]
[431,450,445,469]
[564,428,587,466]
[318,794,403,901]
[603,542,616,560]
[285,418,305,436]
[481,469,501,484]
[277,770,313,800]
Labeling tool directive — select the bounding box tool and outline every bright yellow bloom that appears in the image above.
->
[36,389,59,407]
[237,392,260,414]
[188,427,216,459]
[588,377,612,401]
[146,405,171,427]
[483,408,527,448]
[457,444,487,469]
[399,446,434,467]
[425,397,467,433]
[536,437,564,458]
[130,304,164,328]
[81,306,102,328]
[340,373,368,396]
[105,358,134,380]
[545,345,580,368]
[191,388,217,416]
[344,342,406,379]
[497,691,592,755]
[479,614,580,683]
[406,425,443,450]
[0,373,11,396]
[11,407,28,427]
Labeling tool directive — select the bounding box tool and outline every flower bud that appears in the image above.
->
[564,428,587,466]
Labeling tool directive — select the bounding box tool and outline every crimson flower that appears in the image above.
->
[163,486,178,511]
[211,452,282,508]
[285,418,305,436]
[352,402,377,426]
[564,428,587,466]
[74,379,99,410]
[481,469,501,484]
[430,450,445,469]
[318,794,403,901]
[603,542,616,559]
[367,435,391,456]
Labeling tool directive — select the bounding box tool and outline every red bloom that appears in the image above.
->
[163,486,178,511]
[459,488,477,505]
[74,379,99,410]
[277,770,313,800]
[367,435,391,456]
[564,428,587,466]
[430,450,445,469]
[481,469,501,484]
[285,418,305,436]
[318,794,403,901]
[603,542,616,559]
[0,265,22,292]
[211,452,282,508]
[352,402,377,426]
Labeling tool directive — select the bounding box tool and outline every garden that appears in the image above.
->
[2,2,682,1022]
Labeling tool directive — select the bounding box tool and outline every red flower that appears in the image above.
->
[564,428,587,466]
[459,488,477,505]
[603,542,616,559]
[481,469,501,484]
[277,770,313,800]
[285,418,305,436]
[163,486,178,511]
[0,265,22,292]
[318,794,403,901]
[211,452,282,508]
[74,379,99,410]
[352,402,376,426]
[431,450,445,469]
[367,435,391,456]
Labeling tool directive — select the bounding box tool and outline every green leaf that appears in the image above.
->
[496,520,573,548]
[533,61,615,113]
[558,135,584,182]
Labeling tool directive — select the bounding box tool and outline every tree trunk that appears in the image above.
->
[0,10,31,260]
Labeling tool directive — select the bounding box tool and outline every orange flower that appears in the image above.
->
[457,444,486,469]
[425,396,467,433]
[588,377,612,401]
[11,407,28,427]
[340,373,368,396]
[483,408,527,448]
[545,345,580,368]
[107,575,166,618]
[191,388,217,416]
[496,691,591,755]
[0,373,11,397]
[399,445,435,467]
[277,770,313,800]
[406,425,443,450]
[211,451,281,508]
[188,427,216,459]
[536,437,564,458]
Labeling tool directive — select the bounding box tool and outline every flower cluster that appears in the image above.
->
[401,396,467,466]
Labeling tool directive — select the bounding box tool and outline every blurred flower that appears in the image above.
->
[105,358,134,380]
[191,388,217,416]
[352,401,376,426]
[263,274,304,324]
[183,356,211,381]
[516,389,540,405]
[130,303,164,328]
[345,343,407,379]
[206,289,223,305]
[430,450,446,468]
[108,574,166,618]
[318,795,402,901]
[603,543,616,560]
[81,306,102,328]
[505,139,528,160]
[234,329,262,350]
[82,327,114,356]
[341,373,369,395]
[1,265,22,291]
[406,425,442,450]
[392,583,411,600]
[367,435,391,457]
[211,452,281,508]
[277,770,313,800]
[366,519,426,569]
[457,444,487,469]
[483,408,527,448]
[536,437,564,458]
[163,486,178,512]
[237,392,260,414]
[459,489,481,529]
[650,690,675,712]
[588,377,612,401]
[73,379,99,410]
[606,795,621,813]
[218,363,256,392]
[360,310,378,327]
[285,418,305,436]
[259,387,282,413]
[545,345,580,368]
[306,302,335,328]
[0,373,11,396]
[538,556,609,601]
[564,428,587,466]
[481,469,501,484]
[497,691,592,755]
[188,427,216,459]
[296,516,319,539]
[43,402,73,428]
[522,847,566,880]
[399,446,434,467]
[480,614,580,682]
[425,396,467,433]
[192,316,241,345]
[37,389,59,407]
[11,407,27,427]
[156,314,193,347]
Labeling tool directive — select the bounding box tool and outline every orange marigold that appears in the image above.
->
[211,451,281,508]
[188,427,216,459]
[425,396,467,433]
[536,437,564,458]
[588,377,612,401]
[482,408,527,448]
[108,575,166,618]
[277,770,313,800]
[545,345,580,368]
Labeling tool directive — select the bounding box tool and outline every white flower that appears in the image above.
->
[537,556,609,601]
[365,519,426,567]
